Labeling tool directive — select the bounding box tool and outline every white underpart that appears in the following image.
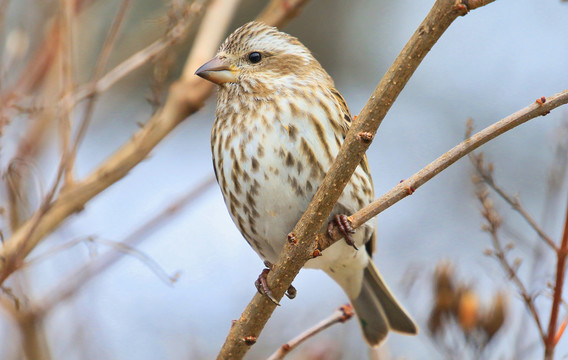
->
[215,81,375,298]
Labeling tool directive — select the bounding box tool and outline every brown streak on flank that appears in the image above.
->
[246,191,256,208]
[334,134,342,148]
[296,160,303,174]
[287,175,305,197]
[300,137,324,178]
[233,159,242,175]
[225,135,233,153]
[285,152,295,167]
[261,114,270,129]
[306,180,313,192]
[231,171,241,194]
[288,124,298,142]
[278,148,286,159]
[229,191,242,208]
[251,157,260,172]
[257,144,264,158]
[248,215,257,235]
[250,179,260,196]
[308,113,333,162]
[289,101,301,118]
[242,171,250,183]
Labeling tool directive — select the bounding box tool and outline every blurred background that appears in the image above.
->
[1,0,568,359]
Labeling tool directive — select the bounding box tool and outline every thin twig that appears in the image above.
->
[468,149,558,251]
[68,1,204,107]
[475,184,547,343]
[59,0,75,187]
[217,1,495,358]
[266,304,354,360]
[0,0,215,283]
[544,194,568,359]
[33,176,215,316]
[328,90,568,248]
[67,0,133,173]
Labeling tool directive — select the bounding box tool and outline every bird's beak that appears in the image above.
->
[195,56,237,85]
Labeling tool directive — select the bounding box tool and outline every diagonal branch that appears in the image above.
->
[217,0,495,358]
[266,304,354,360]
[333,90,568,246]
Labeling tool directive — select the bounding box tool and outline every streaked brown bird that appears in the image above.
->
[196,21,417,346]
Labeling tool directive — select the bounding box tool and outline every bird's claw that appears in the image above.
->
[328,214,358,250]
[255,263,298,304]
[285,284,297,299]
[255,268,280,305]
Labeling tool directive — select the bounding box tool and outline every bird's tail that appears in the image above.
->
[350,261,417,346]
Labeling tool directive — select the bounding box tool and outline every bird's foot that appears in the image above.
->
[254,261,296,305]
[328,214,358,250]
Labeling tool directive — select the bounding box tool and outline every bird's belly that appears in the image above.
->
[221,132,319,264]
[212,102,374,267]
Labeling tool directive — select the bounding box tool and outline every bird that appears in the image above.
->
[195,21,417,346]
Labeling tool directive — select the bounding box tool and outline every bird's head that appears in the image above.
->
[195,22,332,94]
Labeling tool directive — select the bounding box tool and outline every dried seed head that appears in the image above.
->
[456,288,479,332]
[481,291,507,340]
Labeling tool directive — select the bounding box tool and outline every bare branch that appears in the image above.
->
[469,150,558,251]
[266,304,354,360]
[217,1,495,358]
[328,90,568,248]
[474,183,546,343]
[32,176,215,316]
[67,0,133,174]
[544,194,568,359]
[0,0,220,283]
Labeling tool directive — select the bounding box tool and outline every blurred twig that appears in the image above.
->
[256,0,311,29]
[266,304,354,360]
[68,1,204,107]
[32,175,215,315]
[0,0,100,109]
[59,0,75,187]
[67,0,133,182]
[0,0,215,283]
[544,195,568,359]
[466,122,558,251]
[474,181,546,343]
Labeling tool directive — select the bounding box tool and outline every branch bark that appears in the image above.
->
[217,0,495,358]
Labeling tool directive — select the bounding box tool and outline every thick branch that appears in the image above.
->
[217,1,494,358]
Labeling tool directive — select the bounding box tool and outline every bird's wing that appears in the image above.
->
[330,87,377,255]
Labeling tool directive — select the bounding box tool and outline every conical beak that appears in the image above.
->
[195,56,237,85]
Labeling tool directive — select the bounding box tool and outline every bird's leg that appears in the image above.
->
[328,214,358,250]
[255,261,297,305]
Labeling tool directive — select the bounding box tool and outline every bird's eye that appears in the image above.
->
[248,52,262,64]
